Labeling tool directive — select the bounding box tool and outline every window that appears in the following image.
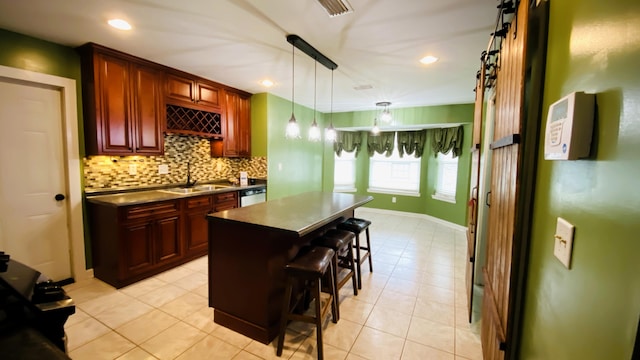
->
[433,152,458,203]
[334,150,357,192]
[368,135,421,196]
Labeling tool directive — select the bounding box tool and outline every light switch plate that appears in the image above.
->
[554,217,575,269]
[158,164,169,174]
[128,164,137,175]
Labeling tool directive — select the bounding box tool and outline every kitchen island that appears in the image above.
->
[207,191,373,344]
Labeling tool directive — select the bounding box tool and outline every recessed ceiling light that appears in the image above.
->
[108,19,132,31]
[420,55,439,65]
[260,79,274,87]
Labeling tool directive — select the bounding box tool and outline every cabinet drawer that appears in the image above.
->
[214,191,237,203]
[186,195,213,209]
[124,201,180,220]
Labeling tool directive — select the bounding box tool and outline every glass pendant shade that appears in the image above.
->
[376,101,392,123]
[286,113,301,139]
[380,109,392,123]
[325,123,337,142]
[308,119,321,141]
[371,118,380,135]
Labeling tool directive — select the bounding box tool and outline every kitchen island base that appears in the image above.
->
[207,192,373,344]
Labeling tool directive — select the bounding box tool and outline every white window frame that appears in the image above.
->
[432,151,458,203]
[333,150,357,192]
[367,135,421,196]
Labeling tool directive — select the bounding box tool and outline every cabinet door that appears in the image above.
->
[131,63,164,154]
[223,91,240,157]
[184,209,210,256]
[166,73,195,103]
[122,221,155,276]
[196,81,221,108]
[155,215,182,264]
[237,93,251,157]
[96,53,133,154]
[223,91,251,157]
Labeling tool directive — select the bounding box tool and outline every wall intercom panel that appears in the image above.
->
[544,91,595,160]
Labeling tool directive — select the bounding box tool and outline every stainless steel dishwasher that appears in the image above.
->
[239,186,266,207]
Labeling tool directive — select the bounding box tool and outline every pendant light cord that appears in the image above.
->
[313,60,317,118]
[330,69,334,125]
[291,43,295,114]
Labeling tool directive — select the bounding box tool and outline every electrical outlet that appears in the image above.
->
[158,164,169,174]
[392,197,396,203]
[128,164,137,175]
[554,217,575,269]
[216,162,222,171]
[278,163,283,171]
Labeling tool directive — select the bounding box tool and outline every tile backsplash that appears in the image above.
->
[83,134,267,191]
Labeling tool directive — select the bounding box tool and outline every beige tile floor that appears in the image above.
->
[63,209,482,360]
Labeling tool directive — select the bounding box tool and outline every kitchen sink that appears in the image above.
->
[158,187,202,194]
[193,184,232,191]
[158,184,232,194]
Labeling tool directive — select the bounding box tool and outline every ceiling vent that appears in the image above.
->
[316,0,354,17]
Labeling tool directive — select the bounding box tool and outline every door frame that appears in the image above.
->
[0,64,89,282]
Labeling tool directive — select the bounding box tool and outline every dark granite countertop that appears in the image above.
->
[207,191,373,236]
[86,183,266,207]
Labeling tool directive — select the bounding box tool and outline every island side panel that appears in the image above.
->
[207,218,295,343]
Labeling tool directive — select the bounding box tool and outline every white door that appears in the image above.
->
[0,79,72,281]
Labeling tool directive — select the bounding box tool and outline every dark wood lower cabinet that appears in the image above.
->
[156,215,182,263]
[89,191,238,288]
[184,195,214,257]
[121,221,155,276]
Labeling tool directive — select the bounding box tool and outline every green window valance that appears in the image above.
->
[367,131,395,157]
[334,131,362,157]
[431,126,464,158]
[397,130,427,158]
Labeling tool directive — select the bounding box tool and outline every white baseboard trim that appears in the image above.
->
[76,268,94,282]
[356,207,468,232]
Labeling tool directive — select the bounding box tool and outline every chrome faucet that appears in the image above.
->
[185,161,197,188]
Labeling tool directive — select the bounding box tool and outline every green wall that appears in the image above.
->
[264,93,326,200]
[520,0,640,358]
[321,105,474,226]
[250,93,268,157]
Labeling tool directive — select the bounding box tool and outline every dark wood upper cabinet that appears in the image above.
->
[212,89,251,157]
[165,71,222,111]
[78,43,164,156]
[79,42,251,157]
[131,63,165,154]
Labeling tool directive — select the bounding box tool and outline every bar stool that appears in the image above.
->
[313,229,358,320]
[276,246,337,360]
[337,218,373,289]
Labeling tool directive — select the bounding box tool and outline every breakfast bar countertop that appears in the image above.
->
[207,191,374,238]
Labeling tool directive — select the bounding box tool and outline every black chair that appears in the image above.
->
[276,246,337,360]
[313,229,358,320]
[337,218,373,289]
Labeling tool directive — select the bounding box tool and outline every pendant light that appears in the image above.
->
[377,101,392,123]
[325,69,337,142]
[371,118,380,135]
[308,60,321,141]
[285,42,301,139]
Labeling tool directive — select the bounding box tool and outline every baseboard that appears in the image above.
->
[356,207,468,232]
[75,268,94,282]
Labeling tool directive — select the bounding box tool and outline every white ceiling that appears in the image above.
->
[0,0,496,113]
